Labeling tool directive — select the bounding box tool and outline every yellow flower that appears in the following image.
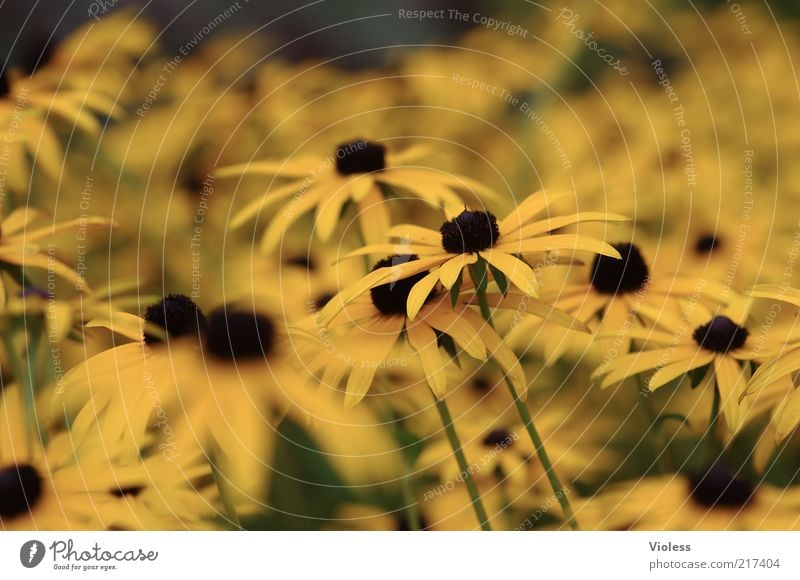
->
[576,466,800,531]
[1,385,219,530]
[216,139,497,250]
[58,295,316,514]
[506,242,730,365]
[297,254,526,407]
[0,11,153,191]
[592,297,776,433]
[334,190,626,320]
[741,285,800,441]
[0,208,113,301]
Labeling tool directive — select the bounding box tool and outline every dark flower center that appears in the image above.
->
[590,243,649,294]
[482,429,513,447]
[335,140,386,175]
[0,464,43,519]
[471,377,492,392]
[689,465,755,508]
[369,255,435,316]
[695,234,721,254]
[144,294,208,344]
[206,308,276,361]
[440,210,500,254]
[693,315,749,353]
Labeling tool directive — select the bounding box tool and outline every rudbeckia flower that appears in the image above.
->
[0,11,152,191]
[576,465,800,530]
[740,285,800,441]
[1,385,219,530]
[216,139,497,250]
[336,191,626,320]
[508,242,731,365]
[297,254,527,407]
[0,208,113,299]
[4,277,150,343]
[592,298,777,434]
[61,293,318,513]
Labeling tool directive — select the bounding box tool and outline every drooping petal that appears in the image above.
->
[406,270,440,320]
[480,250,538,297]
[406,320,448,399]
[439,253,477,289]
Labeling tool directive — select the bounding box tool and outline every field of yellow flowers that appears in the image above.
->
[2,1,800,531]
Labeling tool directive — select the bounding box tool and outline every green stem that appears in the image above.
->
[376,384,421,531]
[636,376,676,473]
[700,385,721,468]
[434,397,492,531]
[210,452,242,530]
[504,378,579,530]
[2,325,38,445]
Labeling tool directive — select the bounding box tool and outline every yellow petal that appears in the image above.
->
[772,388,800,442]
[648,351,715,390]
[406,321,448,399]
[714,355,748,433]
[407,270,440,320]
[493,234,621,258]
[315,187,352,242]
[85,313,145,342]
[498,190,573,233]
[216,157,323,178]
[505,212,631,240]
[386,224,442,246]
[357,188,392,246]
[480,250,538,297]
[439,254,477,289]
[423,303,486,360]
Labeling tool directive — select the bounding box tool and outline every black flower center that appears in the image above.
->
[689,465,755,508]
[206,308,276,361]
[0,464,43,519]
[440,210,500,254]
[471,377,492,392]
[369,255,435,316]
[144,294,208,344]
[695,234,721,254]
[590,243,649,294]
[693,315,749,354]
[482,429,513,447]
[335,140,386,175]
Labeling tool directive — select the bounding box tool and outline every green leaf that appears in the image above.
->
[450,270,463,307]
[690,364,709,389]
[487,262,509,295]
[469,258,489,292]
[436,330,461,367]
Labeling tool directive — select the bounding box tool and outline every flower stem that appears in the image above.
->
[504,377,580,530]
[376,383,421,530]
[2,325,39,445]
[434,397,492,530]
[209,450,242,530]
[636,375,676,473]
[700,385,721,468]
